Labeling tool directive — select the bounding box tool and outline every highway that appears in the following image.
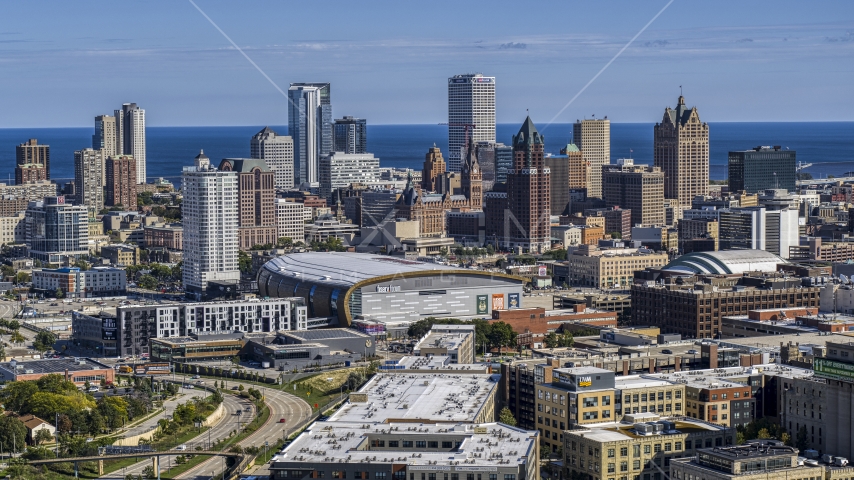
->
[175,382,313,480]
[97,381,311,480]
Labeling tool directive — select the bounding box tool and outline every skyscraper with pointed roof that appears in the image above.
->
[503,117,551,253]
[461,143,482,210]
[654,95,709,206]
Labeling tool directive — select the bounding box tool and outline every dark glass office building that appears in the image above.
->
[728,146,796,193]
[333,116,367,154]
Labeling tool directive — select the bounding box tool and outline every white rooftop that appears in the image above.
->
[274,422,538,467]
[329,372,500,423]
[414,329,473,354]
[614,375,676,390]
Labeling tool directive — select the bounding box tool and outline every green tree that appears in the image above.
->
[10,330,25,346]
[0,416,28,453]
[88,409,106,435]
[796,425,809,451]
[544,332,559,349]
[756,428,771,439]
[238,250,253,273]
[277,237,293,249]
[0,381,38,412]
[559,332,575,348]
[138,274,158,290]
[33,330,57,352]
[97,396,130,430]
[488,321,517,354]
[34,428,53,445]
[7,319,20,331]
[498,407,517,427]
[15,271,31,284]
[238,384,245,392]
[74,259,91,271]
[36,373,77,394]
[54,288,65,299]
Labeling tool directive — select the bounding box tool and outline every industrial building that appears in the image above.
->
[0,358,115,385]
[412,324,475,364]
[257,252,525,329]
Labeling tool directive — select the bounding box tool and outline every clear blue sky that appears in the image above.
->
[2,0,853,127]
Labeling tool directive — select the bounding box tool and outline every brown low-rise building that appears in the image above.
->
[0,358,115,386]
[491,305,616,346]
[144,223,183,250]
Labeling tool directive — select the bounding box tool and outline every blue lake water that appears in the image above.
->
[0,122,852,185]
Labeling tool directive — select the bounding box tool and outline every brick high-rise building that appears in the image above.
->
[505,117,550,253]
[218,158,277,250]
[572,119,609,198]
[544,155,569,216]
[15,139,49,184]
[105,155,138,210]
[602,160,665,227]
[562,144,588,190]
[460,144,483,210]
[421,146,446,192]
[654,95,709,206]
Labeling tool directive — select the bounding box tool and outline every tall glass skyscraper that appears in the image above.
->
[114,103,146,184]
[288,83,332,185]
[447,73,495,173]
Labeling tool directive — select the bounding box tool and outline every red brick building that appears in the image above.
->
[105,155,138,210]
[219,159,278,250]
[491,305,617,345]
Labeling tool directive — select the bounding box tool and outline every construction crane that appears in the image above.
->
[796,161,813,171]
[438,122,477,153]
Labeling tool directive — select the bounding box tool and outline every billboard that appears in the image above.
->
[508,293,520,309]
[491,294,505,311]
[538,266,547,276]
[476,295,488,315]
[135,363,171,375]
[814,358,854,382]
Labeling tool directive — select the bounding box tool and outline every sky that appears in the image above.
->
[1,1,853,127]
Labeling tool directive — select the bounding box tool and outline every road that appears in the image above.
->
[98,381,311,480]
[99,386,251,480]
[175,382,313,480]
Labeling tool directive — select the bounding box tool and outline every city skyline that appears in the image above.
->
[0,1,851,128]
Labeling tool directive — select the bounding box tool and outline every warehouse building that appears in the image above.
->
[0,358,115,385]
[257,252,525,329]
[245,328,375,369]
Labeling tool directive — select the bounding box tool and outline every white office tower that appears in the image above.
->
[251,127,295,190]
[275,199,306,243]
[318,152,381,200]
[114,103,146,184]
[447,73,495,172]
[182,150,240,300]
[572,118,611,198]
[288,83,332,185]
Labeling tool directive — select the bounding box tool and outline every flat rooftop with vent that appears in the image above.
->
[413,324,476,364]
[0,357,115,385]
[269,421,539,480]
[328,372,500,424]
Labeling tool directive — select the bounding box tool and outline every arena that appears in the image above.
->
[257,252,525,331]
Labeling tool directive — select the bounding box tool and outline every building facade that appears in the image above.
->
[93,114,117,158]
[143,223,183,250]
[182,151,240,299]
[572,119,610,198]
[15,139,50,183]
[288,83,332,185]
[218,158,278,250]
[504,117,551,253]
[73,148,105,213]
[115,103,146,184]
[569,248,668,289]
[729,146,797,193]
[105,154,137,210]
[602,161,665,227]
[448,73,496,172]
[275,199,306,243]
[318,153,381,200]
[421,146,446,192]
[250,126,295,190]
[545,155,570,216]
[654,95,709,206]
[332,116,367,154]
[25,196,89,263]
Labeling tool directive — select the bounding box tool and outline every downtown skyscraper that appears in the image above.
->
[182,150,240,300]
[115,103,147,184]
[73,148,104,213]
[447,73,495,173]
[505,117,550,253]
[288,83,332,186]
[93,114,117,158]
[333,116,367,154]
[654,95,709,206]
[572,118,610,199]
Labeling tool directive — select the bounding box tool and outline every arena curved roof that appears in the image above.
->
[260,252,461,287]
[662,250,786,275]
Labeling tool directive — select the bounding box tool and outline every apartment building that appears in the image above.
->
[568,246,668,289]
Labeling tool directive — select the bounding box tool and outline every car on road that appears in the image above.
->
[231,386,239,390]
[174,445,187,451]
[86,438,94,442]
[196,380,204,384]
[278,418,287,423]
[50,303,58,306]
[183,384,194,389]
[687,349,698,355]
[88,386,99,392]
[661,349,673,354]
[191,375,200,379]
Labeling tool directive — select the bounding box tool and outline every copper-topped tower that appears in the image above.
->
[505,117,550,253]
[654,95,709,206]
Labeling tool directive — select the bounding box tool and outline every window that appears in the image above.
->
[665,443,672,452]
[389,441,399,448]
[641,394,647,402]
[603,395,611,406]
[675,442,682,451]
[633,461,641,470]
[371,440,385,447]
[608,449,615,458]
[355,473,362,480]
[654,444,661,453]
[376,475,386,480]
[584,397,599,408]
[416,441,426,448]
[644,445,650,454]
[403,441,413,448]
[428,441,438,448]
[620,461,628,472]
[332,473,345,479]
[633,445,640,457]
[620,447,628,457]
[442,441,453,449]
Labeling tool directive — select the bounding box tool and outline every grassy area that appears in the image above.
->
[159,453,215,479]
[254,438,286,465]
